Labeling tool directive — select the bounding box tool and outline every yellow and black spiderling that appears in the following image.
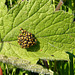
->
[18,28,37,48]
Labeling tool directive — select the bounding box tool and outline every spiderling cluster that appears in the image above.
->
[18,28,37,48]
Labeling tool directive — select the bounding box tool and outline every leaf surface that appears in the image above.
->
[0,0,7,18]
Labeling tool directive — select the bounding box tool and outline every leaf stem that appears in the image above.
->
[10,0,12,7]
[55,0,63,11]
[43,60,49,69]
[53,0,55,10]
[68,0,72,13]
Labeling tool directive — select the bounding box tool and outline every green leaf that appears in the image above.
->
[0,0,7,42]
[0,0,55,62]
[0,0,74,73]
[0,0,7,17]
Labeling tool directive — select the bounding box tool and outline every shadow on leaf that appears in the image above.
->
[26,39,40,52]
